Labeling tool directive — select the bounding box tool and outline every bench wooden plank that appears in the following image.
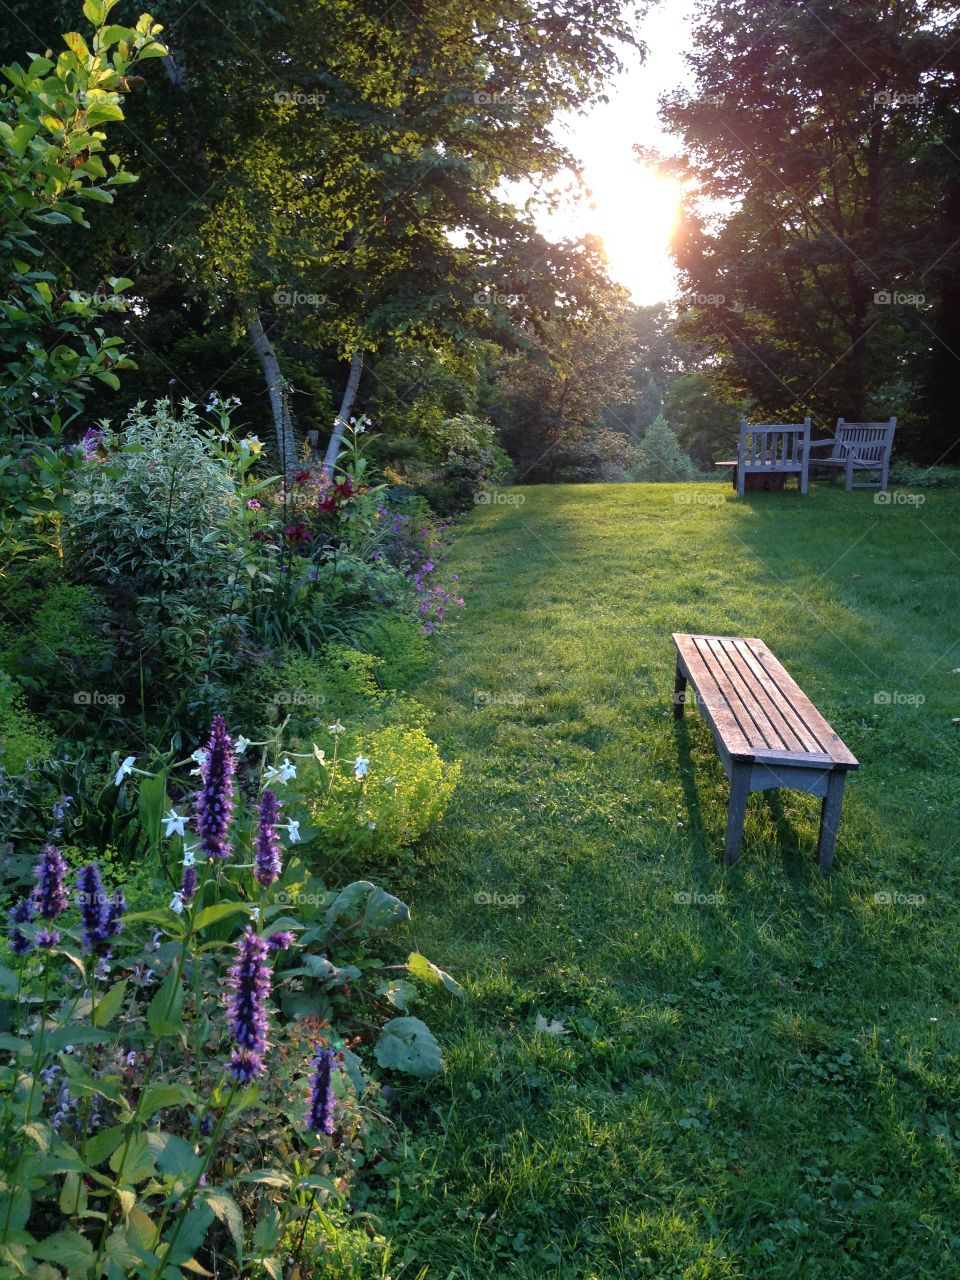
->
[727,639,825,753]
[673,634,755,758]
[703,635,795,750]
[746,641,858,768]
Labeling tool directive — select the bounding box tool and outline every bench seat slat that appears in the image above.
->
[672,633,858,770]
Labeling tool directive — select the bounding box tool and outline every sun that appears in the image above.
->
[585,165,682,305]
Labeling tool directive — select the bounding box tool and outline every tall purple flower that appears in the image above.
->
[254,790,282,888]
[226,927,271,1082]
[195,716,236,861]
[7,898,34,956]
[267,931,295,952]
[33,844,69,920]
[180,863,197,903]
[306,1046,336,1135]
[76,863,123,952]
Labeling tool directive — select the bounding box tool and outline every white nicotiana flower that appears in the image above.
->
[264,757,297,786]
[250,907,260,922]
[354,755,370,780]
[189,748,208,777]
[312,744,326,764]
[182,846,197,868]
[114,756,136,787]
[283,819,301,844]
[367,820,376,830]
[163,808,187,838]
[235,734,252,755]
[328,721,345,736]
[169,892,184,915]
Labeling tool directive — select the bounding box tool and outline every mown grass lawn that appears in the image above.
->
[365,482,960,1280]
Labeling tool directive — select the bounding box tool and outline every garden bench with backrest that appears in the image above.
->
[716,420,811,496]
[806,417,896,490]
[672,633,858,868]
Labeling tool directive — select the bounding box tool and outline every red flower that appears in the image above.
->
[283,523,312,542]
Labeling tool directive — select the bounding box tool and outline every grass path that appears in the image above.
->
[370,483,960,1280]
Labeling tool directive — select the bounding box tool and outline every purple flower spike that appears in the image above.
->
[180,863,197,903]
[76,864,124,952]
[226,927,270,1082]
[35,927,60,948]
[8,898,34,956]
[306,1046,337,1135]
[33,844,69,920]
[254,790,283,888]
[195,716,236,861]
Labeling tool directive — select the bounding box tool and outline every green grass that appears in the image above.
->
[361,482,960,1280]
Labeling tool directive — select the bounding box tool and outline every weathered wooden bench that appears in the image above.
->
[672,633,858,867]
[716,420,811,497]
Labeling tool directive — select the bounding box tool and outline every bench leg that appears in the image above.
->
[724,765,751,866]
[816,771,847,869]
[673,657,687,718]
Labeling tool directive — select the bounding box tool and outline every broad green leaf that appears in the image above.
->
[93,980,127,1026]
[165,1203,213,1264]
[146,1129,202,1178]
[32,1229,94,1276]
[109,1130,155,1183]
[203,1188,244,1259]
[140,1082,195,1118]
[374,1017,444,1078]
[407,952,464,1000]
[193,901,248,931]
[83,0,107,21]
[146,968,183,1037]
[84,1123,126,1167]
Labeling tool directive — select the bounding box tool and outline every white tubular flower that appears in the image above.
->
[114,756,136,787]
[163,808,187,838]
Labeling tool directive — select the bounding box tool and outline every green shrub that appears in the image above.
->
[0,671,51,772]
[630,414,701,482]
[229,643,387,738]
[297,721,460,863]
[888,461,960,489]
[360,613,433,690]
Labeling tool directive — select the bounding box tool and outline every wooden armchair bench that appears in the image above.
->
[672,633,858,867]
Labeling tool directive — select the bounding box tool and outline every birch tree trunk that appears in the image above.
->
[244,304,298,477]
[323,350,364,471]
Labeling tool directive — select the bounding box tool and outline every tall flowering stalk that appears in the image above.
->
[195,715,236,860]
[76,863,125,952]
[226,927,270,1082]
[33,844,69,921]
[306,1046,336,1136]
[254,790,282,887]
[7,898,34,956]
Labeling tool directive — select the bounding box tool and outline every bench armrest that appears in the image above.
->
[806,438,836,448]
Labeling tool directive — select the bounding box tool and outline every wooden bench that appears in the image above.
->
[807,417,896,490]
[672,633,858,867]
[716,420,811,497]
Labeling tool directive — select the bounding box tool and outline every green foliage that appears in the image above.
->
[663,371,746,465]
[66,400,245,703]
[0,0,165,430]
[0,672,52,772]
[629,413,701,482]
[887,461,960,489]
[0,722,460,1278]
[297,720,460,863]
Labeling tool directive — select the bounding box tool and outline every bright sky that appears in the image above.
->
[542,0,697,306]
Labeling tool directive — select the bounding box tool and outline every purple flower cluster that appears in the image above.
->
[34,844,70,920]
[195,716,236,860]
[254,790,283,887]
[7,898,34,956]
[226,927,271,1082]
[306,1046,337,1135]
[180,863,197,902]
[267,930,295,952]
[76,863,125,952]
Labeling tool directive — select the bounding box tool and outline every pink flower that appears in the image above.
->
[246,499,262,510]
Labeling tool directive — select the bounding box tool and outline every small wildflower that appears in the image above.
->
[263,757,296,786]
[353,755,370,780]
[267,931,295,952]
[282,819,301,844]
[163,808,187,838]
[246,499,262,511]
[235,735,252,755]
[114,756,136,787]
[328,721,345,736]
[169,891,184,915]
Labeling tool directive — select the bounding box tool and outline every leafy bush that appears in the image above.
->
[296,720,460,862]
[0,672,51,773]
[66,400,246,708]
[0,717,460,1278]
[359,613,433,690]
[887,461,960,489]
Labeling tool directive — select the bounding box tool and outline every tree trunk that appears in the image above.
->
[323,351,364,471]
[244,303,298,477]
